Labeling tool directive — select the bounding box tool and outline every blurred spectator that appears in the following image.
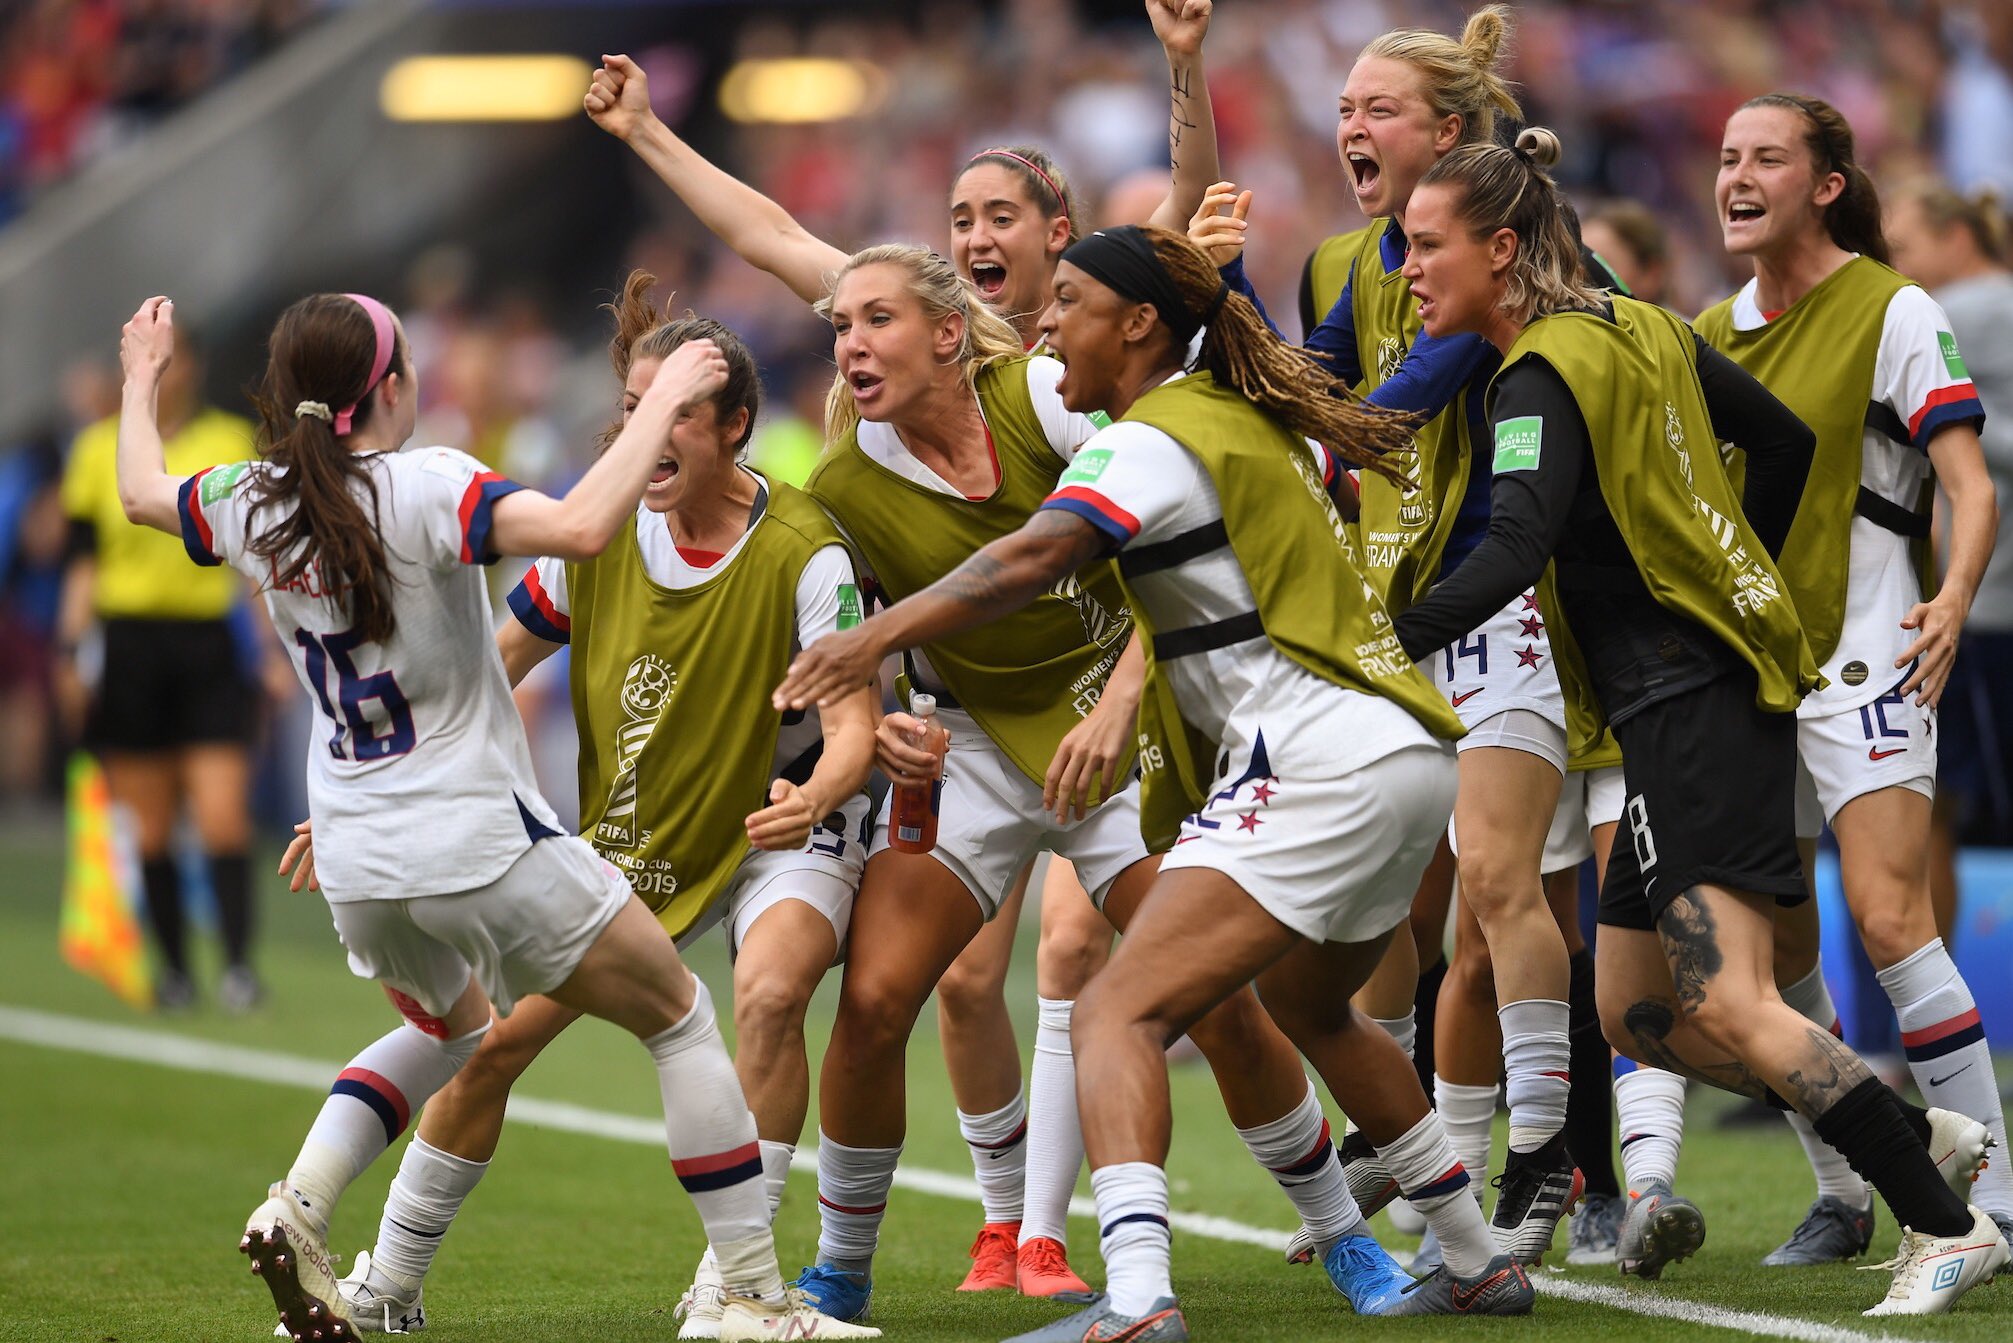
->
[0,435,65,803]
[1582,199,1672,307]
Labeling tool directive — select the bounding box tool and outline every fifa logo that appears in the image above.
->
[597,654,676,850]
[1664,401,1694,486]
[1049,574,1129,650]
[1375,336,1405,383]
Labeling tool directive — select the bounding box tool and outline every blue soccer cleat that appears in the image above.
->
[1323,1232,1414,1314]
[792,1264,872,1322]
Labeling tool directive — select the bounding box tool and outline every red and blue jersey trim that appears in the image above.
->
[1908,384,1985,451]
[507,566,570,644]
[175,470,223,566]
[458,471,526,565]
[1042,486,1138,548]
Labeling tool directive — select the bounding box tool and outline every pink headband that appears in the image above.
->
[970,148,1068,218]
[335,293,397,436]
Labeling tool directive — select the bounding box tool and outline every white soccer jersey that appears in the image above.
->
[178,446,563,901]
[1729,277,1988,716]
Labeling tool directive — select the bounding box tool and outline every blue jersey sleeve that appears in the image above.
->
[1364,328,1494,418]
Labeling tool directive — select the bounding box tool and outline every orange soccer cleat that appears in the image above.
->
[956,1221,1021,1291]
[1016,1236,1091,1298]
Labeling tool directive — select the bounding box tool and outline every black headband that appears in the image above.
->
[1061,226,1227,344]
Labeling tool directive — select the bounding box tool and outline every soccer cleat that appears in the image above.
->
[676,1250,727,1340]
[1764,1196,1875,1266]
[792,1264,872,1322]
[1566,1192,1623,1266]
[1615,1182,1705,1280]
[1993,1212,2013,1278]
[1381,1254,1534,1316]
[334,1251,424,1334]
[1926,1107,1995,1199]
[1490,1134,1583,1264]
[1861,1205,2011,1316]
[719,1287,883,1339]
[1000,1294,1188,1343]
[1337,1129,1402,1218]
[1016,1236,1092,1298]
[1408,1226,1444,1276]
[1322,1232,1414,1314]
[1282,1225,1320,1266]
[957,1221,1020,1291]
[243,1183,352,1343]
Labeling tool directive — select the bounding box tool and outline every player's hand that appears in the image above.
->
[1043,695,1133,824]
[120,297,175,388]
[1896,593,1964,707]
[1146,0,1212,58]
[644,338,729,420]
[775,624,882,711]
[747,778,819,852]
[874,711,945,788]
[584,54,655,141]
[278,819,319,893]
[1188,183,1251,268]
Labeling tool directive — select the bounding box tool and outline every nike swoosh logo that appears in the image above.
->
[1930,1063,1975,1087]
[1868,747,1907,760]
[1085,1308,1180,1342]
[1450,1268,1513,1311]
[1450,689,1484,708]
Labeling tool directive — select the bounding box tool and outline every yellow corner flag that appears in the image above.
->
[60,752,152,1009]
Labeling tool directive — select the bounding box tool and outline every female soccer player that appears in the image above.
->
[115,292,871,1340]
[778,224,1540,1334]
[1195,5,1596,1264]
[585,5,1220,1290]
[1694,94,2013,1267]
[775,243,1411,1323]
[1395,127,2007,1316]
[319,275,878,1340]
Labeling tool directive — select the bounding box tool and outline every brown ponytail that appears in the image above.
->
[244,294,407,644]
[598,269,762,454]
[1741,93,1889,265]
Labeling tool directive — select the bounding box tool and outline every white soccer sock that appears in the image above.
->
[646,981,779,1298]
[1373,1012,1418,1063]
[1090,1162,1172,1315]
[815,1133,902,1272]
[1434,1076,1498,1202]
[759,1139,795,1221]
[288,1022,488,1228]
[1878,939,2013,1213]
[959,1088,1029,1225]
[368,1135,489,1289]
[1612,1060,1687,1192]
[1021,997,1084,1245]
[1779,964,1871,1207]
[1374,1112,1498,1278]
[1500,998,1571,1153]
[1233,1078,1366,1249]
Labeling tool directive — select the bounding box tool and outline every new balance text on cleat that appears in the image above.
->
[958,1222,1020,1292]
[1764,1196,1875,1266]
[1337,1129,1402,1218]
[1322,1232,1414,1314]
[1616,1182,1705,1280]
[792,1264,873,1322]
[335,1250,424,1334]
[1490,1134,1583,1264]
[718,1287,883,1340]
[1000,1294,1189,1343]
[1862,1205,2011,1316]
[243,1225,355,1343]
[1383,1254,1534,1316]
[1566,1192,1623,1266]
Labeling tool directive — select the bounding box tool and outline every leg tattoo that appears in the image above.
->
[1654,894,1723,1016]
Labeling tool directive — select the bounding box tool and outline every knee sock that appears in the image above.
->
[1234,1079,1365,1249]
[1810,1076,1973,1236]
[1564,950,1619,1197]
[1612,1058,1687,1193]
[1413,956,1447,1093]
[1500,998,1571,1154]
[209,850,253,969]
[287,1022,489,1230]
[1090,1162,1172,1315]
[140,855,187,976]
[1373,1112,1498,1278]
[958,1088,1028,1225]
[759,1140,795,1221]
[368,1135,489,1290]
[1878,938,2013,1215]
[1780,963,1872,1207]
[815,1134,902,1273]
[1372,1011,1418,1063]
[1434,1076,1498,1201]
[646,981,780,1299]
[1021,998,1084,1245]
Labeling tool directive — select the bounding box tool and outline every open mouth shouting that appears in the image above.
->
[969,260,1008,301]
[649,456,680,486]
[849,366,886,409]
[1346,151,1382,200]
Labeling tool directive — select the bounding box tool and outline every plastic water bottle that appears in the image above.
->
[889,694,948,853]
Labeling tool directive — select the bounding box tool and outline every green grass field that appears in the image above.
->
[2,820,2010,1343]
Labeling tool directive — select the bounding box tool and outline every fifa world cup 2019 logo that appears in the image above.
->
[596,655,676,850]
[1665,401,1694,486]
[1372,337,1430,527]
[1049,574,1129,650]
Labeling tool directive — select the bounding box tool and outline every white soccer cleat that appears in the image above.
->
[1926,1107,1995,1199]
[242,1181,353,1342]
[1861,1205,2010,1316]
[718,1287,883,1339]
[336,1250,426,1334]
[677,1250,728,1340]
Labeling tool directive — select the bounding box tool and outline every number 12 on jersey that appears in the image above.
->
[294,627,416,761]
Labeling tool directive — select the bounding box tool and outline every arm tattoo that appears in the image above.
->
[1168,67,1198,163]
[933,510,1106,619]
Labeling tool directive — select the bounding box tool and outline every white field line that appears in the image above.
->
[0,1004,1942,1343]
